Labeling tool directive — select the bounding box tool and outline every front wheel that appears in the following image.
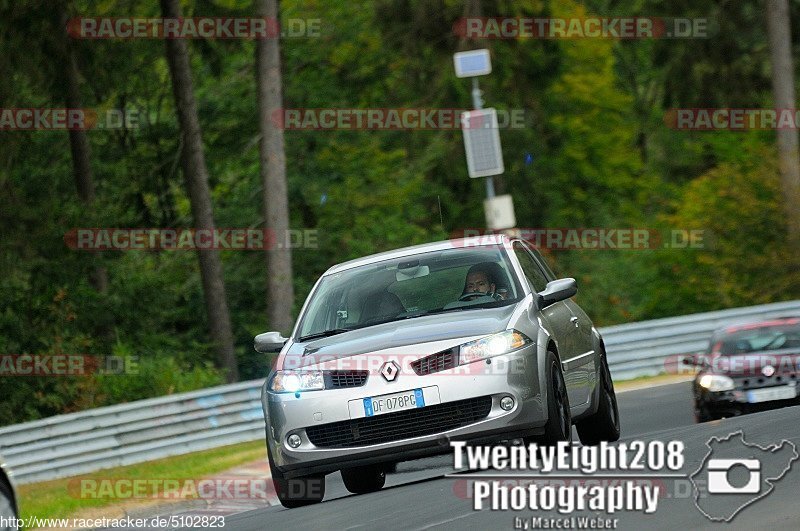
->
[576,352,620,445]
[267,444,326,508]
[0,479,17,531]
[694,403,715,423]
[528,351,573,446]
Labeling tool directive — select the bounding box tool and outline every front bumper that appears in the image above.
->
[263,343,545,478]
[697,381,800,417]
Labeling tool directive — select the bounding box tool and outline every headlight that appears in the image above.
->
[698,374,734,392]
[459,330,531,365]
[270,370,324,393]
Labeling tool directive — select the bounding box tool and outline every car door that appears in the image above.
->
[510,241,586,407]
[561,300,595,405]
[524,243,593,406]
[526,243,594,406]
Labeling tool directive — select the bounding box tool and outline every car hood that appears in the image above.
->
[283,304,519,369]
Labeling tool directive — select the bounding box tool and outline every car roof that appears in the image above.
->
[324,234,511,275]
[715,317,800,336]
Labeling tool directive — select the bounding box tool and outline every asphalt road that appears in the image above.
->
[121,382,800,530]
[616,381,696,437]
[223,381,799,530]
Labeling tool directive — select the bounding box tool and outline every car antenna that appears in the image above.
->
[437,195,444,232]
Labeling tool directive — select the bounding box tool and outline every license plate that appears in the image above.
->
[364,388,425,417]
[746,385,797,403]
[348,386,441,419]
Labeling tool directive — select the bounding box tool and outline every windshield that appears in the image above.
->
[296,245,522,340]
[714,323,800,355]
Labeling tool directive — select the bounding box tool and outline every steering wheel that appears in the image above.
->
[458,291,499,302]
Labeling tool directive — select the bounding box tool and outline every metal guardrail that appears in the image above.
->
[2,299,799,484]
[0,381,265,484]
[602,299,800,380]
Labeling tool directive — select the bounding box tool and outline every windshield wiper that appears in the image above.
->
[298,328,354,342]
[345,311,457,330]
[400,308,464,320]
[301,303,510,341]
[397,302,512,322]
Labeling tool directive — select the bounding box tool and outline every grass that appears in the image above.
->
[17,440,266,524]
[614,372,695,391]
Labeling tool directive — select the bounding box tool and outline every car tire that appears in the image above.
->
[694,405,714,423]
[267,444,325,508]
[534,351,573,446]
[0,479,17,531]
[576,351,621,445]
[341,464,386,494]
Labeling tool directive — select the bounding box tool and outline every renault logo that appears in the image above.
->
[381,361,400,382]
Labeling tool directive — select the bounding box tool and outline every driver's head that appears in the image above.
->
[464,264,496,295]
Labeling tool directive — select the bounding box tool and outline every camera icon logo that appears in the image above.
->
[691,431,798,522]
[707,458,760,494]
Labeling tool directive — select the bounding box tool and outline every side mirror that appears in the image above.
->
[684,353,709,368]
[536,278,577,308]
[255,331,288,353]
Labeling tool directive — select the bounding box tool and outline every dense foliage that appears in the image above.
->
[1,0,798,425]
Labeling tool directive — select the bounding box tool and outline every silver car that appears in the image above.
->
[258,235,619,507]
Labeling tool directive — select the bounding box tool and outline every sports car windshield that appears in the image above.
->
[296,245,523,340]
[714,323,800,355]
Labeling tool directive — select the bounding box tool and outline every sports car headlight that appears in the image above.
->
[270,370,324,393]
[459,330,532,365]
[698,374,734,392]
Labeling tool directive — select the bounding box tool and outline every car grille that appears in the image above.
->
[325,371,369,389]
[305,395,492,448]
[736,373,798,388]
[411,348,457,375]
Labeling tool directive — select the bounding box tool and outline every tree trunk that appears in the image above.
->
[58,4,108,293]
[160,0,239,382]
[766,0,800,248]
[256,0,295,335]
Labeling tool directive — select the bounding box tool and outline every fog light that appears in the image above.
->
[287,434,302,448]
[500,396,514,411]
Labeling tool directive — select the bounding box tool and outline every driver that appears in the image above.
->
[462,264,497,301]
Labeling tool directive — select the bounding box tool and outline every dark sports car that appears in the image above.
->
[687,317,800,422]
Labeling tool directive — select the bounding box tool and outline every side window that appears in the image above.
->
[523,243,557,282]
[512,241,549,292]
